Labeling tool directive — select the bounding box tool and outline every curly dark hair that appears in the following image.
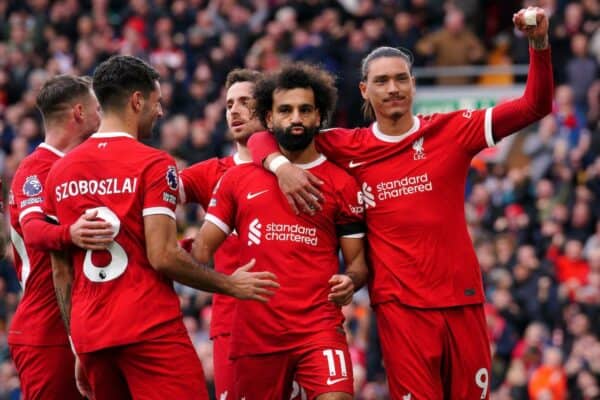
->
[36,75,92,122]
[254,63,338,129]
[225,69,262,90]
[92,55,160,112]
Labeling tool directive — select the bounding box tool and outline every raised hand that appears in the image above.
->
[513,7,549,49]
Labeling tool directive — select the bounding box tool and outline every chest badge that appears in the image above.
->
[412,137,426,160]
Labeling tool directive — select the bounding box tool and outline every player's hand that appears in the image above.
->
[70,210,114,250]
[328,274,354,306]
[74,355,93,399]
[229,259,279,302]
[275,163,323,215]
[513,7,549,44]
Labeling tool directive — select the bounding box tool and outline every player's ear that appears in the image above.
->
[131,91,144,113]
[266,111,273,130]
[359,81,368,100]
[73,103,84,122]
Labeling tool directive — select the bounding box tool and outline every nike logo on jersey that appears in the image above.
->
[348,160,366,168]
[246,190,269,200]
[326,377,348,385]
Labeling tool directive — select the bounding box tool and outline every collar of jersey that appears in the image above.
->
[294,154,326,169]
[233,153,251,165]
[371,116,420,143]
[39,142,65,158]
[91,132,135,139]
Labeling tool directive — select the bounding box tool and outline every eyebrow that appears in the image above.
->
[372,72,410,80]
[227,95,252,103]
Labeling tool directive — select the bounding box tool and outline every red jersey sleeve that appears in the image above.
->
[178,157,221,208]
[204,170,237,235]
[334,174,365,238]
[41,165,59,225]
[21,213,71,251]
[440,48,553,156]
[248,131,278,166]
[491,48,553,141]
[315,128,359,166]
[141,154,179,219]
[12,166,71,250]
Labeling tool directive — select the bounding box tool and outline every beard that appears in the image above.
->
[273,124,319,152]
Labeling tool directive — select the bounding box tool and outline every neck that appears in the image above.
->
[97,113,139,139]
[375,112,414,136]
[279,141,319,164]
[44,123,84,154]
[235,141,252,162]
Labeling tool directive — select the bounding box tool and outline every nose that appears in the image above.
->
[157,104,164,119]
[290,109,302,124]
[386,79,400,94]
[230,101,242,116]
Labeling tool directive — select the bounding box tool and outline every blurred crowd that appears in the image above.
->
[0,0,598,399]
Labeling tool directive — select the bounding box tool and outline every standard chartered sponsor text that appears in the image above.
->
[265,222,318,246]
[55,178,138,201]
[376,173,433,200]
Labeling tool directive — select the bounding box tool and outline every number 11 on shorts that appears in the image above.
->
[322,349,347,377]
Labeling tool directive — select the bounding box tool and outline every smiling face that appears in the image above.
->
[360,56,415,123]
[225,81,262,144]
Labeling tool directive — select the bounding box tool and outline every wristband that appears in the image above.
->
[269,155,291,174]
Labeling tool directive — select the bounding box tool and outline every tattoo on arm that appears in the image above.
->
[54,283,72,334]
[529,35,549,50]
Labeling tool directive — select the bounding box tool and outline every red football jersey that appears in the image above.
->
[43,132,185,353]
[8,143,69,346]
[314,111,493,308]
[179,154,246,338]
[206,155,364,357]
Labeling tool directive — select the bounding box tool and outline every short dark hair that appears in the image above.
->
[225,69,262,90]
[254,63,338,129]
[360,46,413,121]
[36,75,92,121]
[92,55,160,112]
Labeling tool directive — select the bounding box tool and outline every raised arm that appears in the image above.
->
[491,7,553,141]
[144,214,278,302]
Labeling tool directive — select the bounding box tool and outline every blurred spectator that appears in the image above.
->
[565,33,598,113]
[415,7,486,84]
[528,346,567,400]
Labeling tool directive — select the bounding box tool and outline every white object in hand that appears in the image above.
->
[524,9,537,26]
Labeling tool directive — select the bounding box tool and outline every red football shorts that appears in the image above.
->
[10,344,83,400]
[213,334,234,399]
[233,337,353,400]
[78,332,208,400]
[374,302,491,400]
